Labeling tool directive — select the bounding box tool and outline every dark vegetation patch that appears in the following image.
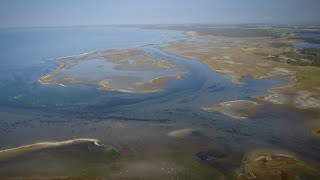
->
[269,42,292,48]
[259,49,320,67]
[196,151,240,175]
[284,48,320,67]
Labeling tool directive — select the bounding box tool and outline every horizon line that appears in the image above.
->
[1,22,320,30]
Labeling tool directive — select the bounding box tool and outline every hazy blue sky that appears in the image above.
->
[1,0,320,27]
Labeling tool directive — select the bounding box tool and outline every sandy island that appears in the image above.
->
[97,73,186,93]
[202,100,260,119]
[39,48,187,93]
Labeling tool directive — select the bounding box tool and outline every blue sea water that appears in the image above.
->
[294,43,320,49]
[0,26,184,108]
[0,26,180,66]
[0,26,286,110]
[299,33,320,39]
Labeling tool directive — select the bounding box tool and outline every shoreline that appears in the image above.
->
[160,32,320,110]
[39,48,187,93]
[38,59,67,85]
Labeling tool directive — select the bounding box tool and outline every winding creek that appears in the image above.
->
[0,27,320,178]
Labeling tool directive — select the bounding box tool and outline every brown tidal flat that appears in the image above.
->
[202,100,260,119]
[97,74,185,93]
[39,48,186,93]
[167,129,199,138]
[310,127,320,136]
[237,150,320,180]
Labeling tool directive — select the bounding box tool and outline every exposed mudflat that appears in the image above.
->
[238,150,320,180]
[39,48,187,93]
[167,129,200,138]
[254,90,320,109]
[202,100,260,119]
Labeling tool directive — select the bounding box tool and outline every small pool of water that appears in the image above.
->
[294,43,320,49]
[295,32,320,49]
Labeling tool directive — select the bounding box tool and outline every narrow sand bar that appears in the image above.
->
[0,138,103,161]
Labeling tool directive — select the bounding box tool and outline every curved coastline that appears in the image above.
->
[160,33,320,110]
[38,59,67,85]
[38,48,188,93]
[97,74,185,93]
